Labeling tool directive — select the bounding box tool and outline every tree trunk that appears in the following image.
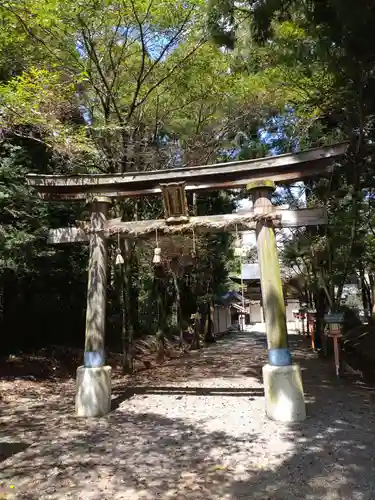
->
[314,288,327,353]
[119,239,133,374]
[365,280,373,321]
[369,272,375,303]
[204,300,216,343]
[359,267,370,319]
[156,301,165,362]
[368,272,375,323]
[130,245,140,339]
[202,305,209,340]
[171,271,184,347]
[154,265,166,362]
[192,307,201,350]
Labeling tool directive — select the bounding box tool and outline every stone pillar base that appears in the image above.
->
[262,364,306,422]
[75,365,112,417]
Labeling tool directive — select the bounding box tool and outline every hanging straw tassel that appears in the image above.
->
[115,248,124,265]
[115,233,124,265]
[153,247,162,264]
[153,228,162,265]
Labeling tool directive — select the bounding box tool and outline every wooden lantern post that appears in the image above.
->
[307,309,317,350]
[324,313,344,378]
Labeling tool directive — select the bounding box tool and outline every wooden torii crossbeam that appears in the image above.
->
[26,142,347,421]
[48,206,327,244]
[27,142,347,200]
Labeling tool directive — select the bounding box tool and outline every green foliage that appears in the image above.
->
[0,0,252,353]
[207,0,236,49]
[0,138,50,272]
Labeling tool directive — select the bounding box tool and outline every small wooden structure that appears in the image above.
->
[307,310,318,349]
[26,142,347,418]
[230,263,300,325]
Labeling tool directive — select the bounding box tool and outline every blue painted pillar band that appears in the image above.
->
[84,351,105,368]
[268,348,292,366]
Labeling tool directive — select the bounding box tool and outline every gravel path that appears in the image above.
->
[1,330,375,499]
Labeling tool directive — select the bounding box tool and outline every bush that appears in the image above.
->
[339,305,362,335]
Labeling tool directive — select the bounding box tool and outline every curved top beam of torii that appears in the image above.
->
[26,142,348,201]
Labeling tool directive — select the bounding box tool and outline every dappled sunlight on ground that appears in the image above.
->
[1,332,375,499]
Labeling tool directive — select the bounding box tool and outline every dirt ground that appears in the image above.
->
[1,331,375,500]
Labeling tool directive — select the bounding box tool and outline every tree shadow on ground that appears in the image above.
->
[111,386,265,410]
[0,441,30,463]
[0,410,261,499]
[1,332,375,499]
[229,346,375,499]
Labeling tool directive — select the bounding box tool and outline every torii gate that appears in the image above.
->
[27,142,347,422]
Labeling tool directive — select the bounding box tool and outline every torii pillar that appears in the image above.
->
[248,180,306,422]
[76,196,112,417]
